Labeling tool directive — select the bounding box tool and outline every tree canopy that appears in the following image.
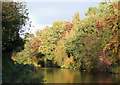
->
[11,1,120,73]
[2,1,29,53]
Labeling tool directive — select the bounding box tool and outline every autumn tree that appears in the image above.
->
[38,21,68,66]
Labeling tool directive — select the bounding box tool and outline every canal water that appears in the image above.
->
[38,68,120,83]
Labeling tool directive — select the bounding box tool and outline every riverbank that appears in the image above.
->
[2,52,44,83]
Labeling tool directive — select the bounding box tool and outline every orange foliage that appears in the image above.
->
[98,2,119,64]
[64,56,74,65]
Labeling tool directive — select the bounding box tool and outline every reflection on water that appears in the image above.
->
[38,68,120,83]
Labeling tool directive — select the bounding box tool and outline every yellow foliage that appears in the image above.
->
[33,62,41,67]
[64,56,74,66]
[54,39,68,66]
[112,49,114,53]
[64,29,74,39]
[118,54,120,59]
[103,43,111,52]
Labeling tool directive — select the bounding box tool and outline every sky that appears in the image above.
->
[26,2,100,25]
[26,1,101,34]
[13,0,102,35]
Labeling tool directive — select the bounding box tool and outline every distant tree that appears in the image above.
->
[85,7,97,16]
[72,12,80,25]
[38,21,67,63]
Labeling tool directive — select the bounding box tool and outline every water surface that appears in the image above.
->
[38,68,120,83]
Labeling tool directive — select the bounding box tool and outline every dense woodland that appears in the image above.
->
[2,0,120,83]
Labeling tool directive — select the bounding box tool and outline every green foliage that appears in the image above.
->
[13,64,43,83]
[11,1,120,73]
[38,21,68,63]
[64,13,98,59]
[85,7,97,16]
[12,34,42,67]
[63,2,119,72]
[81,33,110,71]
[54,40,68,66]
[2,1,29,53]
[2,1,44,83]
[72,12,80,25]
[2,57,43,83]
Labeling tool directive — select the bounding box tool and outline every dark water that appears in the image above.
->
[38,68,120,83]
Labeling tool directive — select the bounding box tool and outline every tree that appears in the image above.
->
[2,1,29,53]
[54,40,68,67]
[12,33,42,67]
[38,21,68,66]
[85,7,97,16]
[72,12,80,25]
[10,1,120,73]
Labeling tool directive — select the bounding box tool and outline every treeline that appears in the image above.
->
[12,1,120,73]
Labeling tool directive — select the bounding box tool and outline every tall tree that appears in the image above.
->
[72,12,80,25]
[2,1,29,53]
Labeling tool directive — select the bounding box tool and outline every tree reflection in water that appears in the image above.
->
[39,68,120,83]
